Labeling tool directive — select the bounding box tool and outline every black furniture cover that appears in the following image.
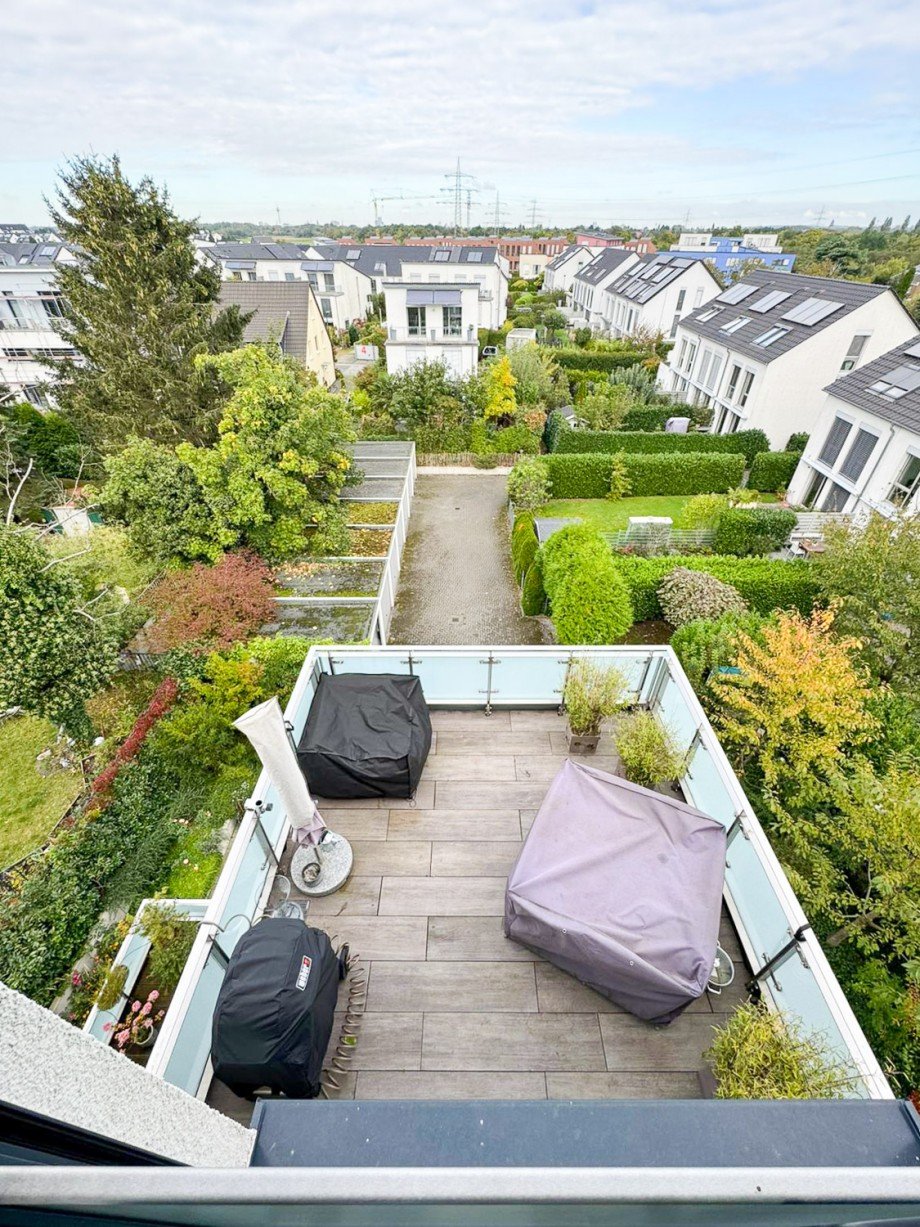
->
[211,918,338,1099]
[297,673,432,799]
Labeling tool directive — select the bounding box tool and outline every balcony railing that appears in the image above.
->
[146,644,891,1103]
[387,325,477,344]
[0,316,61,332]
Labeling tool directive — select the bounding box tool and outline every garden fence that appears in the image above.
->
[602,526,714,553]
[418,452,520,468]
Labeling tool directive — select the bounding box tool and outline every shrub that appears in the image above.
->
[511,514,539,581]
[543,453,614,498]
[671,611,773,691]
[563,660,629,736]
[625,452,745,497]
[608,453,631,501]
[90,677,180,802]
[95,963,129,1011]
[713,506,797,556]
[620,405,670,432]
[521,557,546,616]
[491,423,540,454]
[614,711,685,789]
[546,413,769,464]
[786,432,809,454]
[658,567,748,628]
[506,343,558,405]
[146,551,276,652]
[611,554,818,621]
[540,524,634,643]
[706,1002,853,1099]
[139,902,199,989]
[748,450,800,493]
[552,348,656,373]
[578,387,635,430]
[679,493,729,530]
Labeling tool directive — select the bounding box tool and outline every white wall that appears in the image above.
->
[399,257,508,330]
[0,265,75,405]
[383,282,480,377]
[608,262,718,342]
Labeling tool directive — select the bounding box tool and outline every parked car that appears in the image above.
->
[481,345,499,360]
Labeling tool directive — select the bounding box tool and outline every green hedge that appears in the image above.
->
[521,556,546,615]
[546,412,769,464]
[540,524,634,643]
[511,514,539,580]
[621,405,670,432]
[748,450,800,492]
[551,348,656,373]
[713,506,798,556]
[543,451,745,498]
[610,554,819,621]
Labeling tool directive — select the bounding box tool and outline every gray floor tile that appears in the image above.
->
[435,780,549,810]
[350,841,430,876]
[421,754,517,781]
[422,1012,606,1072]
[546,1072,701,1100]
[599,1014,719,1073]
[427,916,535,962]
[367,961,538,1013]
[435,731,553,755]
[303,877,381,916]
[379,876,506,916]
[312,916,428,961]
[356,1072,546,1100]
[388,809,521,841]
[349,1013,424,1071]
[429,841,522,877]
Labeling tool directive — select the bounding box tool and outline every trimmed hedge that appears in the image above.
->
[521,556,546,615]
[786,432,809,454]
[511,513,539,580]
[713,506,798,557]
[543,451,746,498]
[621,405,670,432]
[546,412,769,464]
[748,450,800,493]
[551,348,656,373]
[541,524,634,643]
[610,554,819,621]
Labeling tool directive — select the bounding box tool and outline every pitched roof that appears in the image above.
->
[823,335,920,432]
[607,252,714,303]
[310,243,501,279]
[676,268,891,364]
[573,248,636,286]
[0,241,68,267]
[546,244,587,271]
[218,280,317,363]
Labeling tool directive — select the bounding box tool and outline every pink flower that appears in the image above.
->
[149,990,160,1001]
[142,1002,151,1015]
[115,1029,130,1047]
[131,1001,141,1012]
[103,1022,113,1032]
[72,972,82,986]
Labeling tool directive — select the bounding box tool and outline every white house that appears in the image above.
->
[397,247,509,331]
[786,336,920,517]
[603,254,721,342]
[0,242,77,407]
[542,244,602,299]
[383,280,481,377]
[569,249,639,330]
[518,251,550,280]
[659,269,919,448]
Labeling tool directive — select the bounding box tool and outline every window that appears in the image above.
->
[675,289,686,313]
[407,305,427,336]
[38,292,65,320]
[706,354,724,391]
[752,325,790,347]
[817,416,852,465]
[726,364,741,399]
[697,351,713,388]
[694,288,704,308]
[23,385,49,408]
[284,272,295,281]
[686,342,697,372]
[887,454,920,507]
[442,305,462,336]
[677,338,688,368]
[465,251,483,263]
[737,370,755,408]
[720,316,750,334]
[839,428,878,481]
[346,249,361,260]
[868,363,920,400]
[323,273,335,292]
[433,250,451,262]
[781,297,844,325]
[320,297,333,322]
[306,272,319,290]
[697,306,723,323]
[840,333,869,371]
[821,482,850,512]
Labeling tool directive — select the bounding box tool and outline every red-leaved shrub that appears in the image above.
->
[91,676,179,799]
[146,551,275,652]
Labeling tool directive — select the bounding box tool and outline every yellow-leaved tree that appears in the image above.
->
[483,355,517,420]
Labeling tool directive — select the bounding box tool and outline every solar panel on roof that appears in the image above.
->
[717,282,758,305]
[670,257,692,268]
[466,251,483,262]
[782,297,844,325]
[749,290,791,313]
[881,363,920,392]
[903,342,920,360]
[345,249,361,260]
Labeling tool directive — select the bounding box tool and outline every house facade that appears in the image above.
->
[218,280,336,387]
[569,249,640,330]
[669,232,796,275]
[603,254,721,341]
[542,244,603,298]
[786,336,920,517]
[0,242,77,407]
[659,269,919,448]
[383,280,481,376]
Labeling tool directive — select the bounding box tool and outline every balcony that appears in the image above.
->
[145,645,889,1115]
[387,325,477,345]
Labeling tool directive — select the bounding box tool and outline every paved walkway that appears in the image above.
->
[389,474,546,645]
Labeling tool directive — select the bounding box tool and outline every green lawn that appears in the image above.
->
[537,496,692,531]
[0,716,83,868]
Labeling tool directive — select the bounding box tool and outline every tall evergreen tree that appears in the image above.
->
[48,155,248,452]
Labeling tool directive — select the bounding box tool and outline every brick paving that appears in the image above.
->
[389,474,547,645]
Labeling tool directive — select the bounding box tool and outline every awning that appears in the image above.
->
[301,261,334,272]
[406,289,462,306]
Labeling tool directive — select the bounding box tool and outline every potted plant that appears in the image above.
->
[703,1002,855,1099]
[563,660,629,753]
[105,989,164,1051]
[614,710,686,789]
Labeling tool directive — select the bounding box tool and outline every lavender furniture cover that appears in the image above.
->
[504,758,726,1023]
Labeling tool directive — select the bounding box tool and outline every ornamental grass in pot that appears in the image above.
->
[563,660,629,753]
[614,710,686,790]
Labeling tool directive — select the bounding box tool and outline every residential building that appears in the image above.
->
[383,280,481,375]
[660,269,919,447]
[218,280,336,387]
[0,242,77,407]
[396,247,509,331]
[668,232,796,276]
[575,229,656,254]
[542,244,603,299]
[518,251,550,280]
[603,253,721,341]
[201,241,325,284]
[498,236,567,274]
[786,335,920,517]
[569,249,640,329]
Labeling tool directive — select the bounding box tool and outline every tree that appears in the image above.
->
[48,155,248,452]
[179,346,355,559]
[0,527,118,737]
[813,236,862,277]
[385,360,479,434]
[146,551,276,651]
[506,344,556,405]
[483,355,517,420]
[578,386,634,430]
[813,513,920,686]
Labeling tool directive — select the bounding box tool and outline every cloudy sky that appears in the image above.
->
[4,0,920,230]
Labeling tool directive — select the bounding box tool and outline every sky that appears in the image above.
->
[3,0,920,231]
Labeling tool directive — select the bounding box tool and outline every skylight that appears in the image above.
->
[903,341,920,360]
[718,282,758,305]
[752,326,791,347]
[749,290,791,313]
[873,362,920,393]
[720,316,751,334]
[465,251,483,263]
[782,297,844,325]
[345,249,361,260]
[869,379,910,400]
[433,250,451,262]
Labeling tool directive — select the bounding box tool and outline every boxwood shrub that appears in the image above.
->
[713,506,798,556]
[540,524,634,643]
[748,450,801,493]
[610,554,818,621]
[545,412,769,464]
[544,452,745,498]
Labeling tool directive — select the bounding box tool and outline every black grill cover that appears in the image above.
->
[211,919,338,1100]
[297,673,432,799]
